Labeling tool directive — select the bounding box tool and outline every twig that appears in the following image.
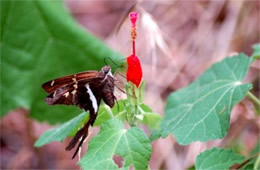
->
[247,91,260,115]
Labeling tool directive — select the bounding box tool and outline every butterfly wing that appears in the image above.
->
[65,77,115,159]
[45,85,74,105]
[42,71,98,93]
[43,72,105,110]
[42,66,116,159]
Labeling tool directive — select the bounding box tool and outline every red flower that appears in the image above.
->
[126,54,142,87]
[126,12,142,87]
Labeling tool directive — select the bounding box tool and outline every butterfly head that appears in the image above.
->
[102,66,113,77]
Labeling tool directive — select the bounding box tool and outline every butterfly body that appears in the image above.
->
[42,66,115,159]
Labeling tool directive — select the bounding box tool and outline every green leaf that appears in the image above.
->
[149,129,161,141]
[252,44,260,61]
[142,112,161,130]
[79,119,152,170]
[161,54,252,144]
[0,0,123,123]
[188,165,195,170]
[139,104,162,130]
[195,147,244,170]
[94,100,127,126]
[34,112,87,147]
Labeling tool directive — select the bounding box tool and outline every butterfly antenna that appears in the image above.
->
[104,57,125,70]
[104,57,109,66]
[114,72,126,79]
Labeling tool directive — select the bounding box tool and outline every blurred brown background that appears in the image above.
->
[1,0,259,169]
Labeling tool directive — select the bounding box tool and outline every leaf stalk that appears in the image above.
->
[254,154,260,170]
[247,91,260,115]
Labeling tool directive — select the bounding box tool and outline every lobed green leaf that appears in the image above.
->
[34,112,87,147]
[139,104,162,130]
[161,54,252,144]
[195,147,244,170]
[149,129,161,141]
[79,119,152,170]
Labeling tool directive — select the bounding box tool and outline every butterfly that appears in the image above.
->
[42,66,116,159]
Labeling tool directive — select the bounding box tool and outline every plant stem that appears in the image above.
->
[254,154,260,170]
[247,91,260,115]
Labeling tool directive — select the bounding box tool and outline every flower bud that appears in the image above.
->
[126,54,143,87]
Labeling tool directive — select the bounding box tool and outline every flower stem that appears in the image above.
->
[247,91,260,115]
[132,40,136,56]
[130,83,138,126]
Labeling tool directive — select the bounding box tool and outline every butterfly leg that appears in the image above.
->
[65,110,97,159]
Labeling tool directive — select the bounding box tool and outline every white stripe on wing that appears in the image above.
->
[85,84,98,113]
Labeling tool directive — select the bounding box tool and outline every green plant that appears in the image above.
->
[1,0,259,169]
[34,47,259,169]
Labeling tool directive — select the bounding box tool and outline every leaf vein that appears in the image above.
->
[180,85,233,143]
